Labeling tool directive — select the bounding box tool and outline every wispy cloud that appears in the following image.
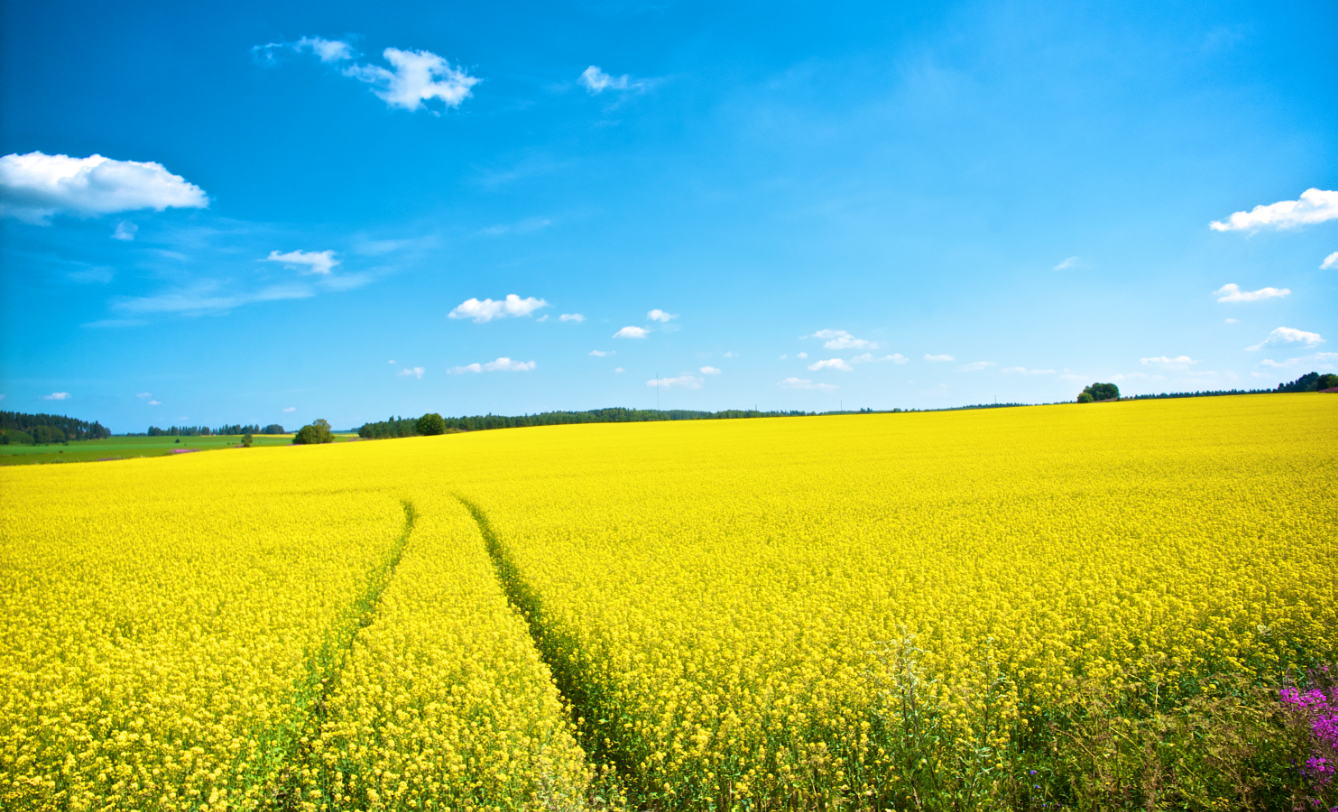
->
[613,326,648,339]
[112,221,138,241]
[449,357,536,374]
[1214,283,1289,302]
[579,65,646,94]
[1141,355,1198,370]
[448,295,548,323]
[589,350,613,357]
[700,366,721,375]
[1322,252,1338,270]
[283,407,296,413]
[647,374,702,389]
[0,151,208,224]
[925,354,954,362]
[480,217,552,236]
[1053,256,1080,270]
[1246,327,1324,351]
[396,366,425,379]
[112,281,316,315]
[780,377,837,391]
[264,249,340,275]
[1210,188,1338,232]
[647,309,677,323]
[43,392,71,400]
[253,36,355,65]
[560,313,585,322]
[808,329,878,350]
[1259,358,1301,368]
[851,353,908,365]
[808,358,854,372]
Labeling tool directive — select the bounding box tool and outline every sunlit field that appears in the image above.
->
[2,394,1334,811]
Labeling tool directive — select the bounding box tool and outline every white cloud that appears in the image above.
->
[957,361,995,372]
[388,360,396,364]
[808,358,854,372]
[613,326,648,339]
[1322,252,1338,270]
[264,249,340,275]
[1141,355,1198,370]
[925,354,954,362]
[560,313,585,322]
[1210,188,1338,232]
[614,367,625,373]
[647,309,678,323]
[343,48,480,111]
[851,353,908,365]
[253,36,355,65]
[780,377,837,391]
[809,329,878,350]
[723,351,735,358]
[1002,367,1056,375]
[797,352,808,359]
[589,350,613,357]
[147,400,160,406]
[0,151,209,224]
[537,315,549,322]
[700,366,722,375]
[1225,318,1239,324]
[449,357,536,374]
[1317,352,1338,362]
[1260,358,1301,368]
[397,366,425,379]
[449,295,548,323]
[112,221,138,241]
[1214,283,1290,302]
[283,407,296,413]
[43,392,71,400]
[1054,256,1080,270]
[647,374,703,389]
[579,66,644,94]
[1246,326,1324,351]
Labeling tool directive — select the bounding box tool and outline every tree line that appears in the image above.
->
[132,424,287,437]
[357,407,816,439]
[0,411,112,445]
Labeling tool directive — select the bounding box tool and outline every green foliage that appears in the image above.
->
[292,419,334,445]
[416,413,447,436]
[1081,383,1120,402]
[1276,372,1324,393]
[241,433,254,448]
[0,411,110,441]
[1077,392,1094,404]
[1316,373,1338,391]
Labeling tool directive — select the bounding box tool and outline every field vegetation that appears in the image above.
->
[0,394,1334,811]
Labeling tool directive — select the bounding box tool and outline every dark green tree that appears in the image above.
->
[1077,391,1094,403]
[1080,383,1120,402]
[241,433,254,448]
[1316,373,1338,391]
[293,419,334,445]
[416,412,447,436]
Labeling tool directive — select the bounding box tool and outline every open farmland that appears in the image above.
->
[1,394,1335,811]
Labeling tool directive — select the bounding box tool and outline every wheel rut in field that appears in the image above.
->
[456,495,638,785]
[264,498,418,810]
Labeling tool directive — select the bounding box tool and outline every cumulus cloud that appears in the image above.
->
[560,313,585,322]
[589,350,614,357]
[1054,256,1080,270]
[253,36,355,65]
[780,377,837,391]
[648,374,703,389]
[613,326,648,339]
[700,366,721,375]
[1002,367,1056,375]
[808,329,878,350]
[343,48,480,111]
[397,366,425,379]
[579,66,644,94]
[1141,355,1198,370]
[925,354,954,362]
[1323,252,1338,270]
[647,309,677,323]
[449,357,536,374]
[1246,327,1324,351]
[808,358,854,372]
[1210,188,1338,232]
[1214,283,1290,302]
[449,295,548,323]
[112,221,138,241]
[0,151,209,224]
[264,249,340,275]
[43,392,71,400]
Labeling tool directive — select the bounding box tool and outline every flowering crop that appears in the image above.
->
[0,394,1334,810]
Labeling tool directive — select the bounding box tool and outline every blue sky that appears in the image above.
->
[1,0,1335,432]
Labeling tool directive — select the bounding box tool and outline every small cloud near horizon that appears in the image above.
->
[647,309,677,323]
[1246,327,1324,351]
[397,366,425,379]
[42,392,71,400]
[448,357,536,374]
[648,374,702,389]
[449,295,548,323]
[780,377,837,391]
[1214,283,1289,302]
[700,366,721,375]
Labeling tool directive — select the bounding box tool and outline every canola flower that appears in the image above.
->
[0,393,1334,810]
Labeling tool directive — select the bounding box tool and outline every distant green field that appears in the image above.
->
[0,434,359,466]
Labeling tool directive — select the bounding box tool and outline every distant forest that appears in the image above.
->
[0,411,112,444]
[358,407,816,439]
[126,424,288,437]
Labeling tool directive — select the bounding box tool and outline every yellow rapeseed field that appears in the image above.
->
[1,394,1334,810]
